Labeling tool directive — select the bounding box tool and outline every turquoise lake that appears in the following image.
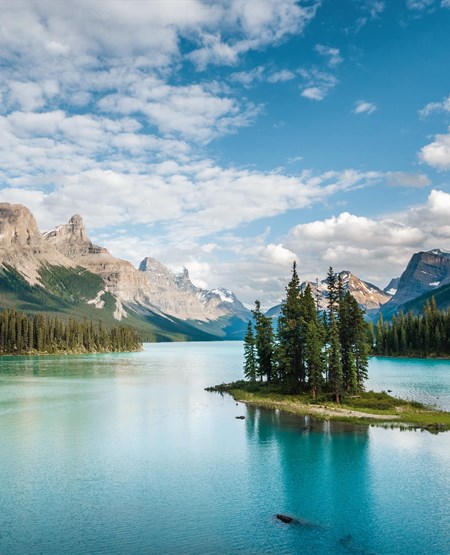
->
[0,342,449,554]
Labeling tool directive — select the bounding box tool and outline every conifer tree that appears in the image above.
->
[326,266,338,320]
[277,261,304,392]
[327,314,343,402]
[243,321,257,381]
[305,319,324,399]
[252,300,274,382]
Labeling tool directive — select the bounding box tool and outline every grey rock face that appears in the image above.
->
[385,250,450,307]
[139,257,250,321]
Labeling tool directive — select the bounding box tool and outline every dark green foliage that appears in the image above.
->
[327,314,343,403]
[338,291,369,394]
[0,307,141,355]
[252,300,274,382]
[244,264,371,403]
[243,321,257,381]
[374,297,450,357]
[277,261,305,391]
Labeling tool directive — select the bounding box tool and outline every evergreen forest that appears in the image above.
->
[374,298,450,357]
[0,308,142,355]
[244,264,370,403]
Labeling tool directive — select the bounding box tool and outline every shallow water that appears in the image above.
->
[0,343,449,554]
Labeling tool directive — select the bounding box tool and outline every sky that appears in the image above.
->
[1,0,450,308]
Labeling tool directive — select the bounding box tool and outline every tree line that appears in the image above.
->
[0,308,142,355]
[244,264,370,403]
[374,297,450,357]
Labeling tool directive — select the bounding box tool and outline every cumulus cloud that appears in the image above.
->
[187,0,319,70]
[386,171,431,188]
[420,127,450,170]
[299,68,338,101]
[267,69,296,83]
[315,44,343,67]
[419,93,450,117]
[98,77,261,143]
[354,1,385,33]
[353,100,377,115]
[229,66,265,87]
[406,0,434,10]
[284,189,450,288]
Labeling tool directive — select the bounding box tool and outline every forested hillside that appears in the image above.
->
[0,308,141,355]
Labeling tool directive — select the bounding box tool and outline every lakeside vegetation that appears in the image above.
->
[208,264,450,432]
[0,307,142,355]
[207,381,450,432]
[373,298,450,357]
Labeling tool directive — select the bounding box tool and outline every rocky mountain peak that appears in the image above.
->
[67,214,88,240]
[44,215,106,258]
[385,249,450,307]
[0,203,41,247]
[139,257,169,275]
[0,203,76,285]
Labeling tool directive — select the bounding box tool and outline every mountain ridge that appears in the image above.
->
[0,203,250,340]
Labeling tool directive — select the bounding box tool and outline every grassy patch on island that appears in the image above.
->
[206,381,450,433]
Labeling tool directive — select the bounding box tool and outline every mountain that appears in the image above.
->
[44,215,250,334]
[266,270,391,319]
[138,257,249,322]
[383,277,400,296]
[381,249,450,318]
[0,204,250,340]
[398,281,450,315]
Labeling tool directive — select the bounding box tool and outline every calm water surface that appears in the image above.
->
[0,343,449,555]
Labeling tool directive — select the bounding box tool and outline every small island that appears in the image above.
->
[207,264,450,432]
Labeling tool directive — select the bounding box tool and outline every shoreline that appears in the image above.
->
[207,384,450,433]
[0,347,143,357]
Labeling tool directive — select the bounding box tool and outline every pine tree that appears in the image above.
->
[326,266,338,320]
[277,261,304,392]
[305,319,324,399]
[252,300,274,382]
[243,321,257,381]
[327,314,343,403]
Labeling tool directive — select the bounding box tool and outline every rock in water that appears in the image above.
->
[276,514,293,524]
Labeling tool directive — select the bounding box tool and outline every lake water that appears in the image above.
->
[0,343,449,555]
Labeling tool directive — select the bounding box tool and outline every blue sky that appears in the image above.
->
[0,0,450,307]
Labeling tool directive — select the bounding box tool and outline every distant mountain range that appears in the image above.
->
[266,271,391,320]
[2,203,450,339]
[266,250,450,322]
[0,203,250,341]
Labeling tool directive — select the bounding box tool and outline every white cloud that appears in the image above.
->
[420,127,450,170]
[229,66,265,87]
[386,172,431,187]
[315,44,343,67]
[354,1,385,33]
[406,0,434,9]
[284,189,450,288]
[353,100,377,115]
[97,78,261,143]
[267,69,296,83]
[302,87,326,101]
[419,93,450,117]
[187,0,319,70]
[299,68,338,101]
